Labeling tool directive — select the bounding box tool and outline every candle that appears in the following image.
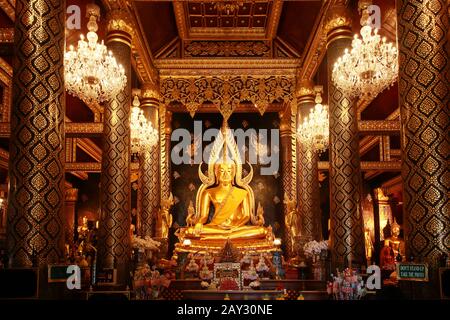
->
[95,221,99,229]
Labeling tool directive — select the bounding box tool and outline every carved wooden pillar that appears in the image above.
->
[65,188,78,248]
[98,10,132,286]
[397,0,449,298]
[7,0,66,273]
[325,4,365,269]
[279,106,297,259]
[160,108,172,201]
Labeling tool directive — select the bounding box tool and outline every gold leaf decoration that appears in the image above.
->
[160,75,295,118]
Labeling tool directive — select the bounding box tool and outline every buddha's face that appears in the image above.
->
[216,163,235,185]
[392,225,400,237]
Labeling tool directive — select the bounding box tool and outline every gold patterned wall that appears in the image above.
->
[327,36,365,268]
[98,37,131,284]
[397,0,449,272]
[7,0,66,267]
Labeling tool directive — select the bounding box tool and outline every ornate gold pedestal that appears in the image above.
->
[174,237,279,255]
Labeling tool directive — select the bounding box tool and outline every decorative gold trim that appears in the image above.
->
[160,75,296,118]
[0,122,9,137]
[77,138,102,162]
[358,120,401,134]
[318,161,402,171]
[183,40,271,58]
[0,147,8,169]
[0,0,15,22]
[296,0,330,88]
[0,27,13,43]
[157,58,299,77]
[0,122,104,137]
[267,0,283,40]
[380,136,391,161]
[360,136,379,156]
[0,57,12,122]
[66,162,101,172]
[173,0,187,40]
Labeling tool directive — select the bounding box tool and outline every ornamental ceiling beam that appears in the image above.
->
[156,58,299,77]
[0,120,401,138]
[65,161,400,173]
[160,75,297,118]
[358,120,401,135]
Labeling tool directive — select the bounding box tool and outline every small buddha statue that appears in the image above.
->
[380,240,395,271]
[386,218,405,262]
[178,120,272,241]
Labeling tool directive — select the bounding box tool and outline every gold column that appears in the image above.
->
[397,0,449,298]
[98,10,132,286]
[279,106,297,259]
[7,0,66,272]
[139,84,160,238]
[160,108,172,201]
[65,188,78,247]
[297,81,322,242]
[325,5,365,268]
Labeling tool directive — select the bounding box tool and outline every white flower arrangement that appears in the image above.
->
[131,235,161,251]
[303,240,329,258]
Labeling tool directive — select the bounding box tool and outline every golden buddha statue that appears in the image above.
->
[176,120,273,243]
[386,218,405,261]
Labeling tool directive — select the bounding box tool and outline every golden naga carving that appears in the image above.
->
[177,120,273,241]
[160,75,296,118]
[283,193,300,249]
[156,193,174,239]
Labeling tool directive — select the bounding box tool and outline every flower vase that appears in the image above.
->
[312,255,324,281]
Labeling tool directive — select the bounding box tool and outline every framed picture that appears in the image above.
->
[213,262,242,291]
[48,264,72,283]
[96,268,117,286]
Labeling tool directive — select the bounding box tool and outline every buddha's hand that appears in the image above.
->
[194,223,203,236]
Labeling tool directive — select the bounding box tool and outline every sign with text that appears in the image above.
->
[397,263,429,282]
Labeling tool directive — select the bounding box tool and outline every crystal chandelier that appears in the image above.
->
[130,96,158,154]
[297,87,329,154]
[65,4,126,105]
[331,6,398,100]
